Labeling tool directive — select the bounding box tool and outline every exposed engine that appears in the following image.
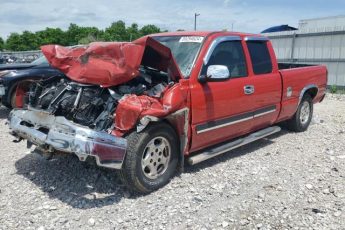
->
[28,69,170,132]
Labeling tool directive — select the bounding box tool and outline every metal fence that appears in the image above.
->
[0,50,42,64]
[264,27,345,87]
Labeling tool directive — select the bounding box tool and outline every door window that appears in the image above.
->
[247,41,273,75]
[203,41,247,78]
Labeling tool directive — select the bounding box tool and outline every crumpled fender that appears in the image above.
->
[41,36,182,87]
[113,83,187,135]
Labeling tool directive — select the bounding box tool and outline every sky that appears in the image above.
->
[1,0,345,39]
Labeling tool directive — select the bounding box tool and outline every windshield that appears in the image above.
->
[31,56,48,65]
[153,36,204,77]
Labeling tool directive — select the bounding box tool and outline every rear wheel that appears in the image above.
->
[118,123,179,193]
[286,94,313,132]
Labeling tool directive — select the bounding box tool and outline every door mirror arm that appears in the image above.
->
[198,74,208,84]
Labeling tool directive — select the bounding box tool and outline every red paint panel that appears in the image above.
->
[188,34,255,151]
[245,39,282,130]
[41,36,182,87]
[113,83,188,135]
[277,65,327,122]
[15,81,32,108]
[276,97,299,122]
[15,85,25,108]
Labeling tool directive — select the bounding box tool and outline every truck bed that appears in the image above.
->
[278,62,315,70]
[276,64,327,122]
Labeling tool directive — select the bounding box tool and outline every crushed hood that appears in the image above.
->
[41,36,182,87]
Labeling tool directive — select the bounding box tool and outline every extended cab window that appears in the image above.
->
[204,41,247,78]
[247,41,273,75]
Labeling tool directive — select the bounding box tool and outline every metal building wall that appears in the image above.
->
[299,15,345,30]
[265,28,345,87]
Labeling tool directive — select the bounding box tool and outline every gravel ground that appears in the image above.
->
[0,95,344,230]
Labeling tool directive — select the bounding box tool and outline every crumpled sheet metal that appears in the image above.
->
[114,83,187,135]
[41,36,182,87]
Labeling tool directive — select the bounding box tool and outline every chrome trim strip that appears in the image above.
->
[196,106,277,134]
[203,36,242,65]
[253,109,276,118]
[245,36,269,42]
[197,116,252,134]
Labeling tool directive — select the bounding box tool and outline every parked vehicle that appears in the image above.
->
[0,56,64,108]
[8,31,327,193]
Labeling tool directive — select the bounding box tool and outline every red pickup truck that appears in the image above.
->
[8,31,327,193]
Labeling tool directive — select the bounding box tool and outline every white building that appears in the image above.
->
[263,15,345,87]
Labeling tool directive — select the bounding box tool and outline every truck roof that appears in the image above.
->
[150,31,263,38]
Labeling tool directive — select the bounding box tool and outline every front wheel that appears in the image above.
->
[286,94,313,132]
[118,123,179,193]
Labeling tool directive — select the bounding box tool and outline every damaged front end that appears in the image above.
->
[8,36,190,169]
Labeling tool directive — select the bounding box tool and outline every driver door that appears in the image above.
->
[190,38,256,152]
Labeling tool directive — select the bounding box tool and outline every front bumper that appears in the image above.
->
[8,109,127,169]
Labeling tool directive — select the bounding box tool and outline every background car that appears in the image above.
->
[0,56,64,108]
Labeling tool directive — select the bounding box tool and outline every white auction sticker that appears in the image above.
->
[179,36,204,43]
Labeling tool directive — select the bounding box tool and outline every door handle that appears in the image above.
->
[244,85,255,95]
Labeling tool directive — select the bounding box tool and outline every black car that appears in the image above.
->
[0,56,64,108]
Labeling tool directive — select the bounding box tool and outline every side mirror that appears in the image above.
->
[198,65,230,83]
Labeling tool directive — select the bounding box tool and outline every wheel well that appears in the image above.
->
[162,119,184,166]
[135,109,189,171]
[9,80,31,108]
[161,119,179,137]
[304,87,318,99]
[162,109,189,172]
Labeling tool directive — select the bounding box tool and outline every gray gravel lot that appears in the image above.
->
[0,95,344,230]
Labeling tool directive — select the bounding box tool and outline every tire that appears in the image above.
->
[286,94,313,132]
[10,89,17,109]
[118,122,179,193]
[5,83,19,109]
[0,96,11,109]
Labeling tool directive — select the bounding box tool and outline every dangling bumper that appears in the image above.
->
[8,109,127,169]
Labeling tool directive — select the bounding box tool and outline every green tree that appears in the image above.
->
[6,31,41,51]
[21,31,41,50]
[0,37,4,51]
[103,20,127,41]
[80,26,103,43]
[36,27,67,46]
[66,23,103,45]
[5,33,23,51]
[3,21,166,51]
[78,34,98,44]
[139,24,161,36]
[126,23,140,41]
[65,23,81,45]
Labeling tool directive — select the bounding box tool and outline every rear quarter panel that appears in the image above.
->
[277,65,327,122]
